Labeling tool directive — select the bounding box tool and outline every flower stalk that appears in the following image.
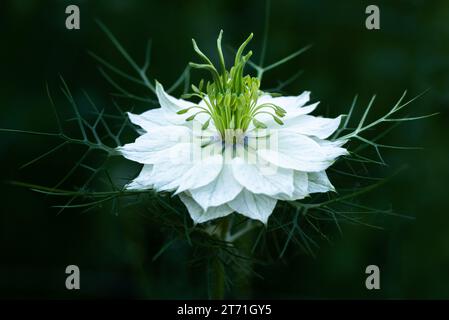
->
[208,256,225,300]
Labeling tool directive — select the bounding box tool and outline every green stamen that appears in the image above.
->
[183,31,285,139]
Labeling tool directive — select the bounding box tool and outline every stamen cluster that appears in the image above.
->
[177,31,286,137]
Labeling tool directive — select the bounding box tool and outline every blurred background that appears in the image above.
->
[1,0,448,299]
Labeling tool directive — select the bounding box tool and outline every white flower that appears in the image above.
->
[117,32,348,224]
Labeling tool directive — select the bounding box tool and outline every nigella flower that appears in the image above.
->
[117,31,348,224]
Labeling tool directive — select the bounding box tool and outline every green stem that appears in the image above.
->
[207,218,230,299]
[208,257,225,300]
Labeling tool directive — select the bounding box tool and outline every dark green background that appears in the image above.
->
[1,0,448,298]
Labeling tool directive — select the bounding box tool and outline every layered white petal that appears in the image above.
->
[175,153,223,194]
[258,130,345,172]
[257,91,312,113]
[119,84,347,224]
[119,141,192,165]
[117,125,192,164]
[312,138,348,148]
[231,152,294,197]
[150,143,223,192]
[279,102,320,120]
[127,83,199,131]
[251,92,319,128]
[155,81,196,114]
[190,164,243,210]
[126,165,154,190]
[155,81,211,125]
[275,171,309,201]
[307,171,335,193]
[148,161,192,192]
[179,193,234,224]
[127,109,172,131]
[311,138,349,160]
[283,115,342,139]
[228,189,277,224]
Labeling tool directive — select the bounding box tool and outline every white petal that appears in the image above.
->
[310,137,348,159]
[258,130,342,172]
[257,91,312,112]
[312,138,348,148]
[228,189,277,224]
[149,161,192,192]
[276,171,309,200]
[155,81,196,114]
[231,153,294,197]
[280,102,320,120]
[283,115,342,139]
[127,109,172,131]
[155,82,211,125]
[318,141,349,159]
[149,143,222,192]
[175,153,223,194]
[122,141,192,165]
[117,126,192,164]
[126,165,154,190]
[190,164,243,210]
[251,93,318,128]
[308,171,335,193]
[179,193,233,224]
[127,96,207,130]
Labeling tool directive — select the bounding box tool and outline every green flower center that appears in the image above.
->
[177,31,286,139]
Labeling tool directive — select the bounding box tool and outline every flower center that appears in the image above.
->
[177,31,286,138]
